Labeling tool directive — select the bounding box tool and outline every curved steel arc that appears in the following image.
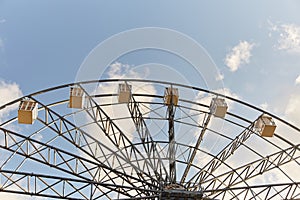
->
[1,79,298,132]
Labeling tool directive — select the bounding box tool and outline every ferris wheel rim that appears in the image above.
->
[0,78,298,132]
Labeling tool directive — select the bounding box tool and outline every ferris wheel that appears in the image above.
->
[0,79,299,199]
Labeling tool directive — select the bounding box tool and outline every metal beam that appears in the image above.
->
[187,122,256,189]
[201,144,300,193]
[127,96,169,183]
[167,93,176,184]
[0,170,157,200]
[203,181,300,199]
[180,113,212,184]
[77,85,161,187]
[29,97,159,193]
[0,128,152,197]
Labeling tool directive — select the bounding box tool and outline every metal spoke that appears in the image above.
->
[77,85,161,187]
[180,112,212,184]
[127,96,169,182]
[166,91,176,184]
[187,121,257,189]
[202,144,300,193]
[203,182,300,199]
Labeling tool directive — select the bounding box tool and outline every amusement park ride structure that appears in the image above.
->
[0,79,299,200]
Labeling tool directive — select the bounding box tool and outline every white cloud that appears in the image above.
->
[259,102,269,110]
[278,24,300,52]
[269,21,300,53]
[0,192,43,200]
[295,75,300,85]
[215,73,224,81]
[284,94,300,126]
[225,41,255,72]
[0,80,23,122]
[0,81,23,162]
[0,19,5,24]
[107,62,149,79]
[0,38,3,50]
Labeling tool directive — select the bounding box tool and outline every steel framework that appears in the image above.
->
[0,79,299,199]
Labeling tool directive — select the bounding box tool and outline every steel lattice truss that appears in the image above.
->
[0,79,300,199]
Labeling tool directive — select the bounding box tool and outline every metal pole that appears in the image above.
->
[168,88,176,184]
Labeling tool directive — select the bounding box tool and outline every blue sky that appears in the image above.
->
[1,1,300,199]
[1,0,300,138]
[0,1,299,111]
